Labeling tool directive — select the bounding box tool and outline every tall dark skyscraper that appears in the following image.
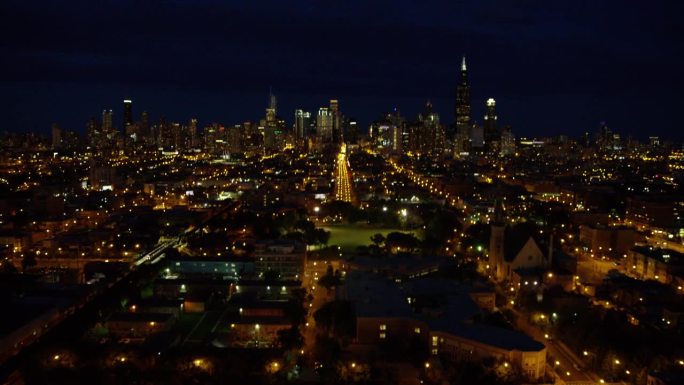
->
[262,91,282,153]
[123,99,133,127]
[330,99,341,143]
[484,98,498,149]
[51,123,61,149]
[455,56,471,156]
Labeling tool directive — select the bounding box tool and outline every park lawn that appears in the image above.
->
[321,225,422,253]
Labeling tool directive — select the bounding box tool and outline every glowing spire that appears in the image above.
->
[461,56,467,72]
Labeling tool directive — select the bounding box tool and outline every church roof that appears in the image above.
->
[503,224,544,262]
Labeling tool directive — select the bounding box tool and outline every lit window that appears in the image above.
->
[414,328,421,334]
[379,324,387,331]
[379,333,386,339]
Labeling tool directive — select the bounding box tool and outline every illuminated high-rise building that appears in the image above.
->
[263,92,280,152]
[102,109,114,133]
[484,98,499,149]
[188,118,198,148]
[170,122,182,149]
[294,109,312,151]
[316,107,333,146]
[123,99,133,127]
[455,56,471,155]
[330,99,341,143]
[294,109,311,140]
[500,126,516,157]
[226,124,243,154]
[410,101,444,156]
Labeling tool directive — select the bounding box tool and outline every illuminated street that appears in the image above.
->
[334,143,354,203]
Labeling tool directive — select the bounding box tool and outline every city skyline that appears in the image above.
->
[2,3,684,384]
[2,1,684,140]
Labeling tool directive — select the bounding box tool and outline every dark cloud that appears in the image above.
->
[1,0,683,140]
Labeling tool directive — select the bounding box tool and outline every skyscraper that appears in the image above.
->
[51,123,61,149]
[484,98,499,149]
[102,109,113,133]
[330,99,341,143]
[123,99,133,127]
[86,117,100,149]
[263,92,280,152]
[455,56,471,155]
[294,109,311,141]
[500,126,516,157]
[188,118,198,148]
[416,101,444,156]
[316,107,333,144]
[345,118,359,145]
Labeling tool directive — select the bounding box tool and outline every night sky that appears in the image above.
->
[2,1,683,140]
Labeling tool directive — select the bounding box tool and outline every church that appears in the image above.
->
[488,200,551,282]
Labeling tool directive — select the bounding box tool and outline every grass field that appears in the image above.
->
[321,225,422,253]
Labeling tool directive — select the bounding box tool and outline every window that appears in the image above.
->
[379,324,387,331]
[431,348,438,355]
[414,327,421,334]
[379,333,386,339]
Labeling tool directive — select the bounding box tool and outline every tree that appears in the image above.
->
[314,228,330,248]
[313,334,341,368]
[317,265,342,294]
[313,300,356,339]
[370,233,385,247]
[385,232,420,253]
[277,327,304,350]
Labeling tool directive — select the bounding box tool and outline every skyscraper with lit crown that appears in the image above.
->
[484,98,499,150]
